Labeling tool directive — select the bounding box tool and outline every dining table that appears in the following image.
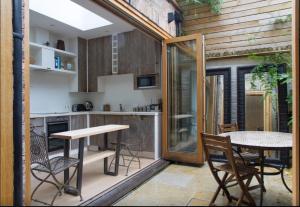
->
[220,131,293,206]
[51,124,129,197]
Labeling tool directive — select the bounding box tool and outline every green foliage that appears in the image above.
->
[249,52,293,126]
[184,0,224,14]
[274,14,292,24]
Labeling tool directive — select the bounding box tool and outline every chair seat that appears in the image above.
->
[215,163,258,178]
[111,142,140,147]
[32,156,80,174]
[234,151,260,161]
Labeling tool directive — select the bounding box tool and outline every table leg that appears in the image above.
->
[281,167,292,193]
[76,138,85,195]
[104,133,108,175]
[104,131,121,176]
[64,138,84,197]
[259,149,265,206]
[64,140,70,190]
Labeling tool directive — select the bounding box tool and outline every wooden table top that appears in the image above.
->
[219,131,292,150]
[51,124,130,140]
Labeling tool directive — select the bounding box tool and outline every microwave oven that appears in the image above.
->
[136,74,159,89]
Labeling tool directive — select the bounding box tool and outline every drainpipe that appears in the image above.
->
[12,0,24,205]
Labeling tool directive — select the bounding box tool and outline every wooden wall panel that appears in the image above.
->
[292,0,300,205]
[0,0,14,205]
[178,0,293,58]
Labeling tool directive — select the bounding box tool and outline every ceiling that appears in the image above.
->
[30,0,135,39]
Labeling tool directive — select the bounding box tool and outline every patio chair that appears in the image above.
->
[202,133,262,206]
[218,123,259,165]
[30,129,82,206]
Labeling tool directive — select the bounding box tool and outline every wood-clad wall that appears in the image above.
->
[0,0,14,205]
[178,0,293,58]
[292,0,299,205]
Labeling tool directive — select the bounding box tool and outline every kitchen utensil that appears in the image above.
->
[84,101,93,111]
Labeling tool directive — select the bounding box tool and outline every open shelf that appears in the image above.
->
[30,42,77,58]
[30,64,77,75]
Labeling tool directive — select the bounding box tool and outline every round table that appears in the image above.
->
[219,131,292,206]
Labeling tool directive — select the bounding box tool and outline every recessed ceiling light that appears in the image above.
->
[29,0,112,31]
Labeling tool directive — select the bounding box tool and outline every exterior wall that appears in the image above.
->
[178,0,292,58]
[124,0,177,36]
[206,57,259,122]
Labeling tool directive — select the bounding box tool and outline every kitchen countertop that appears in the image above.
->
[30,111,161,118]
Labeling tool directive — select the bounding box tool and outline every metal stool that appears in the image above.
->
[109,141,142,176]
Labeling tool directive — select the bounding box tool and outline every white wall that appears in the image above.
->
[30,72,82,113]
[30,72,161,113]
[96,74,161,111]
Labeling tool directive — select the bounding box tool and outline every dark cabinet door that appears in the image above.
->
[90,115,105,148]
[88,36,112,92]
[88,38,100,92]
[118,31,136,74]
[78,38,87,92]
[71,115,88,149]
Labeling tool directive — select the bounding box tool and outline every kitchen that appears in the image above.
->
[29,0,164,205]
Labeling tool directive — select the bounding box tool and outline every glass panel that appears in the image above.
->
[206,75,224,134]
[167,40,197,153]
[245,73,279,131]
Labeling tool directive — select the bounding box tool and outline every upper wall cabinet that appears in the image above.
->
[88,36,112,92]
[87,30,161,92]
[118,30,161,76]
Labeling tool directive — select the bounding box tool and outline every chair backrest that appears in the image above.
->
[201,133,240,177]
[30,129,50,169]
[218,123,239,134]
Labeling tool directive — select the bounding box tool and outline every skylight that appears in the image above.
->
[29,0,112,31]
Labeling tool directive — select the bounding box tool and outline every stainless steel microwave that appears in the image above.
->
[135,74,159,89]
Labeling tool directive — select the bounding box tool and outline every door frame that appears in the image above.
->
[162,34,205,164]
[0,0,14,205]
[292,0,300,205]
[206,68,232,125]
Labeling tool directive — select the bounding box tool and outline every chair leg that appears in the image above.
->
[210,172,231,206]
[31,170,62,202]
[236,176,253,206]
[236,175,256,206]
[254,173,266,192]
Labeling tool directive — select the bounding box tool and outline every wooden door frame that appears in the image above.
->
[162,34,205,164]
[292,0,300,205]
[0,0,14,205]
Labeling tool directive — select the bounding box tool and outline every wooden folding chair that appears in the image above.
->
[218,123,259,165]
[202,133,262,206]
[218,123,239,133]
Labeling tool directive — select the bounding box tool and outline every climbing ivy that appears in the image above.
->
[184,0,224,14]
[249,52,293,126]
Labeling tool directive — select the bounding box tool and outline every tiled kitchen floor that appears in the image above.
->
[115,164,292,206]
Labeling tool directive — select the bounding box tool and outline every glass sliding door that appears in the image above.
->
[162,34,205,164]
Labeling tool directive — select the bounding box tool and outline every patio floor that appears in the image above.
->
[115,164,292,206]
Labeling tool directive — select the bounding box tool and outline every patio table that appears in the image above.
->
[51,124,129,197]
[220,131,292,206]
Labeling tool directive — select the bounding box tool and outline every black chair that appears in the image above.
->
[30,129,82,206]
[109,140,142,176]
